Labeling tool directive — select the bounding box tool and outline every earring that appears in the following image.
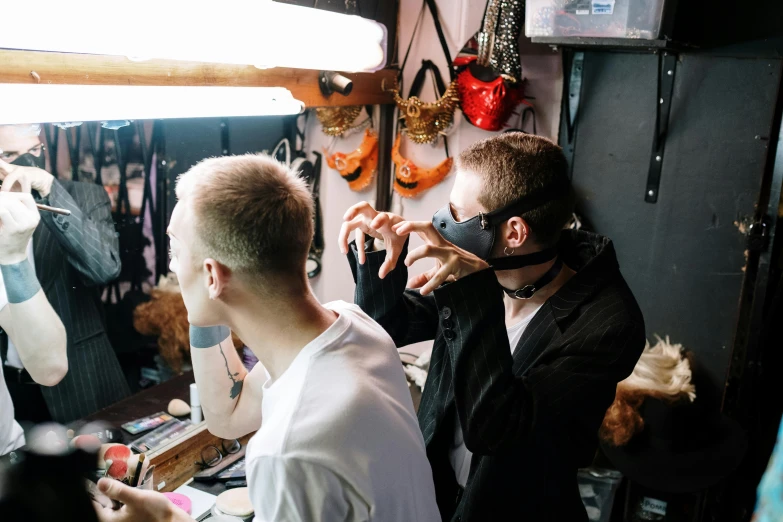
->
[504,247,515,256]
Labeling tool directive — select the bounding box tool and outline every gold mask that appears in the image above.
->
[315,106,363,137]
[390,60,460,145]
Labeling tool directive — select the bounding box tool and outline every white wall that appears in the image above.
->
[308,0,564,355]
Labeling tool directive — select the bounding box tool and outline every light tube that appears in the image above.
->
[0,0,387,73]
[0,85,304,125]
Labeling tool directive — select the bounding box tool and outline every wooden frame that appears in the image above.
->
[0,49,396,107]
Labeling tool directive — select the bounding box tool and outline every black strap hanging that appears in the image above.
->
[503,106,537,136]
[399,0,455,83]
[44,124,59,179]
[63,126,82,181]
[408,59,449,101]
[306,152,324,278]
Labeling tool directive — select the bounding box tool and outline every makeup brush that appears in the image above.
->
[36,203,71,216]
[132,453,146,488]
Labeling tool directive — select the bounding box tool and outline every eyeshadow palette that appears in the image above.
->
[121,412,174,435]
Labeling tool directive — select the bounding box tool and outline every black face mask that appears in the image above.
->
[432,187,560,270]
[11,151,46,170]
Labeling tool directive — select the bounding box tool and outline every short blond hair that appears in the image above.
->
[176,154,313,284]
[458,133,574,246]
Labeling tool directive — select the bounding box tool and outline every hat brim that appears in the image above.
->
[599,416,747,494]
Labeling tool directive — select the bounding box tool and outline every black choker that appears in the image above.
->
[502,257,563,300]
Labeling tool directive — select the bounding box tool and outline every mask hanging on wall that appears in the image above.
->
[315,105,363,137]
[455,0,527,132]
[391,0,459,146]
[392,133,453,198]
[390,60,460,145]
[325,128,378,191]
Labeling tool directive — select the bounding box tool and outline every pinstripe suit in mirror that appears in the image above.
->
[349,230,645,522]
[1,179,130,423]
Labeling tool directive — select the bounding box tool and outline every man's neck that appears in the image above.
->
[497,259,575,324]
[226,290,337,381]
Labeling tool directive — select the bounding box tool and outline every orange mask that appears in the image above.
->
[392,133,453,198]
[325,128,378,191]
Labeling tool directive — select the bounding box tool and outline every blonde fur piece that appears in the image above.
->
[600,335,696,446]
[620,335,696,402]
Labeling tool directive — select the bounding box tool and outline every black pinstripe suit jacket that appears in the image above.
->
[349,230,645,522]
[1,179,129,423]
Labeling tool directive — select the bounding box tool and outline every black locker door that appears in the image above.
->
[565,51,782,390]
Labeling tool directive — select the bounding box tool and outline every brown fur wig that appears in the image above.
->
[133,289,244,374]
[600,336,696,447]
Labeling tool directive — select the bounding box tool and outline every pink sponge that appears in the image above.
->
[163,492,192,515]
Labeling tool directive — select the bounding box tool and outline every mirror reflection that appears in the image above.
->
[0,117,299,430]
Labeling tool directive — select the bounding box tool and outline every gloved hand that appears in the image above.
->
[0,158,55,197]
[0,191,39,265]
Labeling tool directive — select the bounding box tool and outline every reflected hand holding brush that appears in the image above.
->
[0,159,70,215]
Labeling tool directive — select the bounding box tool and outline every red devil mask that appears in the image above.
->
[456,57,526,132]
[454,0,527,132]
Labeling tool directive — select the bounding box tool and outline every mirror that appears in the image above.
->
[0,116,300,428]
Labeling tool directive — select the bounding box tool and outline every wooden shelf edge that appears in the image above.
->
[530,36,685,53]
[0,49,396,107]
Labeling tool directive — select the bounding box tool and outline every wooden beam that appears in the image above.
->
[0,50,396,107]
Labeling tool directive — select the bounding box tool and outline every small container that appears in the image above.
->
[135,469,154,491]
[578,467,623,522]
[163,492,192,514]
[190,383,202,424]
[525,0,667,40]
[210,505,254,522]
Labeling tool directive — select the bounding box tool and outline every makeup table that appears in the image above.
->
[77,371,252,496]
[76,359,423,503]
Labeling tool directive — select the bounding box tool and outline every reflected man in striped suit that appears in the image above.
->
[0,124,129,424]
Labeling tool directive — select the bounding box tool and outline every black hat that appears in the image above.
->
[600,356,747,494]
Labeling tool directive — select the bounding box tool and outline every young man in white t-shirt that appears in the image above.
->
[94,154,440,522]
[0,190,68,455]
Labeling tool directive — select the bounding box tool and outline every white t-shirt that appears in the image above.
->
[0,241,33,455]
[449,304,543,488]
[245,301,440,522]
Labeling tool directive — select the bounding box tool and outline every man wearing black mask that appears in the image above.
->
[339,133,646,521]
[0,124,129,423]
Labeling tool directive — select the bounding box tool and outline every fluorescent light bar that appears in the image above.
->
[0,85,304,125]
[0,0,387,73]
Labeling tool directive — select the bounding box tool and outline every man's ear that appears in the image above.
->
[204,258,231,300]
[503,217,532,249]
